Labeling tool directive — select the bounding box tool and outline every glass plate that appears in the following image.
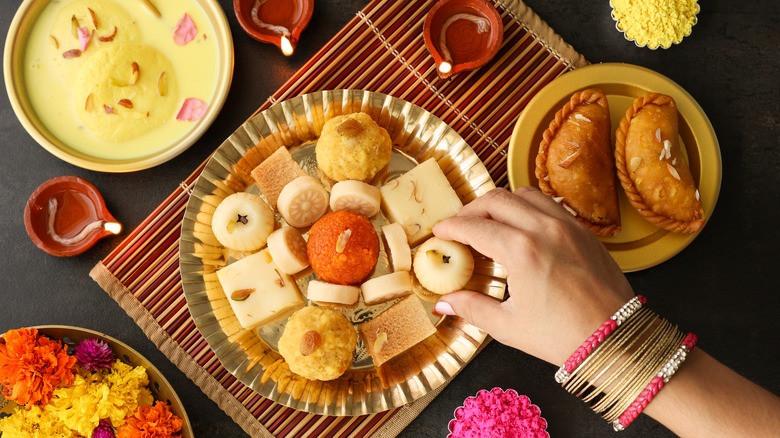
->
[507,63,721,272]
[179,90,506,415]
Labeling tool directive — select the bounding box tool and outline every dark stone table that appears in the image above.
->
[1,1,777,436]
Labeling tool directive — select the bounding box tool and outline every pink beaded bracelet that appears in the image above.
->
[555,295,647,384]
[613,332,698,431]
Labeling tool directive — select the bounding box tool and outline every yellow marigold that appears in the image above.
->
[47,360,154,436]
[0,328,76,407]
[611,0,699,49]
[0,403,70,437]
[116,400,184,438]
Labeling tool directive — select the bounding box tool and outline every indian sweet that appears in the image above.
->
[250,146,307,208]
[266,226,310,275]
[412,237,474,295]
[306,211,379,285]
[315,112,392,181]
[216,249,304,330]
[360,271,413,305]
[211,192,275,252]
[357,295,437,368]
[379,158,463,246]
[329,180,381,217]
[277,306,358,381]
[535,88,622,237]
[615,93,705,233]
[306,280,360,307]
[381,222,412,272]
[276,175,330,228]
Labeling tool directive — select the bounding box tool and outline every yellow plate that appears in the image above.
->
[507,63,721,272]
[3,0,233,172]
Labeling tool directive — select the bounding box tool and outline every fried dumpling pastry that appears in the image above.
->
[535,88,621,236]
[615,93,704,233]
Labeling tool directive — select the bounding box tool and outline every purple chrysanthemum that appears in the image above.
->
[74,338,115,372]
[92,419,115,438]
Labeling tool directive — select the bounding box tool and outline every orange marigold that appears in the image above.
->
[0,328,77,407]
[116,400,183,438]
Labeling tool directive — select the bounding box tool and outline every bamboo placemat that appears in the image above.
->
[91,1,586,436]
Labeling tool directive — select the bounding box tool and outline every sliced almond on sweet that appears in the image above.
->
[335,229,352,253]
[71,15,79,38]
[630,156,642,172]
[62,49,81,59]
[157,71,168,96]
[50,35,59,49]
[118,99,133,109]
[667,163,681,181]
[88,7,99,29]
[373,331,388,353]
[98,26,117,42]
[129,62,139,85]
[104,104,115,115]
[84,93,94,111]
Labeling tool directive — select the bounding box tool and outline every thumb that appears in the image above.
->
[434,290,507,337]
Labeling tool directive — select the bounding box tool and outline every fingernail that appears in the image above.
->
[434,301,456,316]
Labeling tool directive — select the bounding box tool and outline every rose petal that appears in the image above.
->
[78,26,91,52]
[173,13,197,46]
[176,98,208,121]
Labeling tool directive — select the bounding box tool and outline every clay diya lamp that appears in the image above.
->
[423,0,504,79]
[234,0,314,56]
[24,176,122,257]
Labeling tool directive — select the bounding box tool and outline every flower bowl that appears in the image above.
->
[0,325,193,438]
[448,387,549,438]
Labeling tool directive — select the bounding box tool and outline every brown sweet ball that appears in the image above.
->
[307,211,379,285]
[315,112,392,182]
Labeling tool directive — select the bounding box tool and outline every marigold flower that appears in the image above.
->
[0,328,76,407]
[74,338,115,372]
[116,400,183,438]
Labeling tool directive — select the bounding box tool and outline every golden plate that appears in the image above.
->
[507,63,721,272]
[179,90,506,415]
[3,0,233,172]
[0,325,193,438]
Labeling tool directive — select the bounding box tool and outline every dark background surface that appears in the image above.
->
[1,1,778,436]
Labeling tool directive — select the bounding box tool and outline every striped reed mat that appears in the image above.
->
[91,1,587,436]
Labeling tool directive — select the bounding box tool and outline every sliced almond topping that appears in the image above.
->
[630,156,642,172]
[88,7,99,29]
[98,26,117,42]
[104,104,115,115]
[663,140,673,159]
[558,149,581,169]
[62,49,81,59]
[695,189,700,200]
[273,269,285,288]
[118,99,133,109]
[373,331,388,353]
[299,330,321,356]
[562,203,577,217]
[129,62,140,85]
[263,250,273,263]
[84,93,94,111]
[71,15,80,38]
[140,0,162,18]
[573,113,591,123]
[50,35,59,49]
[157,71,168,96]
[655,128,662,143]
[335,229,352,253]
[230,288,256,301]
[552,196,564,203]
[667,163,681,180]
[336,117,365,137]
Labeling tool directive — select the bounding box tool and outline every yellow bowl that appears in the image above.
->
[3,0,234,172]
[1,325,193,437]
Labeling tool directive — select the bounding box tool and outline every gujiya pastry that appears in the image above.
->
[23,0,220,160]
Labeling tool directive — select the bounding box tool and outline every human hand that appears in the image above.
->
[432,187,634,365]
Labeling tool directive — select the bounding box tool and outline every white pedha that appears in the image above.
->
[211,192,275,251]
